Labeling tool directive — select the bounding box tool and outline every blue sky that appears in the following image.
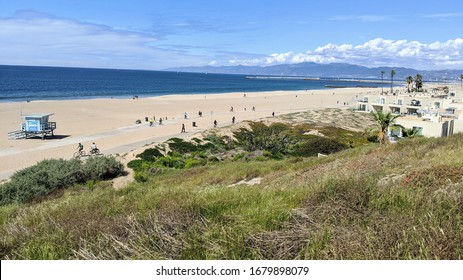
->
[1,0,462,70]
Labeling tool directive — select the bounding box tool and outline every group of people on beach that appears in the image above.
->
[144,104,263,134]
[146,116,166,126]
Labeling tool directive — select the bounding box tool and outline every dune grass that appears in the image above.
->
[1,134,463,259]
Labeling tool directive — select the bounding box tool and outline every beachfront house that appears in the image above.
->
[8,113,57,140]
[355,90,463,138]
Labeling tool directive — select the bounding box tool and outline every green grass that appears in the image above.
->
[1,133,463,259]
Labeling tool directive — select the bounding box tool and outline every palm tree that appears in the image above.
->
[402,127,420,138]
[406,76,413,93]
[381,70,385,94]
[390,69,396,95]
[371,110,400,144]
[415,74,423,91]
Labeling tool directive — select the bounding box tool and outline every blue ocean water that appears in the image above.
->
[0,65,382,102]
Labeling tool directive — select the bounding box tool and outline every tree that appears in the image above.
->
[401,127,420,138]
[415,74,423,91]
[371,110,400,144]
[390,69,396,95]
[380,70,386,94]
[406,76,413,93]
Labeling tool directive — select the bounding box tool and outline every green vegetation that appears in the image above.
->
[1,122,463,260]
[406,76,413,93]
[370,111,400,144]
[390,69,395,94]
[128,122,361,182]
[0,156,124,205]
[415,74,423,91]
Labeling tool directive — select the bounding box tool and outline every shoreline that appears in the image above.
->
[0,86,390,181]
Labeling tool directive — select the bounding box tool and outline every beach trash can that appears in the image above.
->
[192,121,197,127]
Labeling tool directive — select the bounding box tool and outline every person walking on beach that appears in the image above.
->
[230,106,234,112]
[159,118,162,125]
[184,112,187,119]
[181,123,186,133]
[272,112,275,117]
[232,116,235,124]
[149,117,154,126]
[214,120,217,127]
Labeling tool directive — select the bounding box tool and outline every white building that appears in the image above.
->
[355,88,463,138]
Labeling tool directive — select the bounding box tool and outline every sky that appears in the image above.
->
[1,0,463,70]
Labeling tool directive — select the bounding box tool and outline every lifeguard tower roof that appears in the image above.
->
[21,113,54,118]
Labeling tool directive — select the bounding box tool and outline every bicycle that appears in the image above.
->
[73,149,86,158]
[89,148,100,156]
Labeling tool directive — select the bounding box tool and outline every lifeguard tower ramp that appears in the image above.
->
[8,113,57,140]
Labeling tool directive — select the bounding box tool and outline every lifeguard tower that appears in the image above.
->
[8,113,57,140]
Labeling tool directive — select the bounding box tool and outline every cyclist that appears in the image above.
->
[91,142,98,154]
[77,143,84,152]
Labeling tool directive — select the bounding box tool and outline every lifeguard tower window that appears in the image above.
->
[8,113,57,140]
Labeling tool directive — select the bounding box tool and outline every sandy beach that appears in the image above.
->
[0,87,381,180]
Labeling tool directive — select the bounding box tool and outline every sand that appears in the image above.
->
[0,87,381,181]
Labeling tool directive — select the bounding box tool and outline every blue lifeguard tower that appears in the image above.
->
[8,113,57,140]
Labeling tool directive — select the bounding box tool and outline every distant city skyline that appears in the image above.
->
[1,0,462,70]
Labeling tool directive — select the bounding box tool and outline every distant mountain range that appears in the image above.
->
[167,62,463,81]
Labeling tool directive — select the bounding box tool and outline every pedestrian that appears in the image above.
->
[252,106,255,111]
[214,120,217,127]
[149,117,154,126]
[230,106,234,112]
[184,112,187,119]
[232,116,235,124]
[272,112,275,117]
[159,117,162,125]
[181,123,186,133]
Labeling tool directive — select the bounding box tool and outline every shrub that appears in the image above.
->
[291,137,347,157]
[185,158,202,169]
[167,138,198,153]
[134,173,148,183]
[234,122,295,156]
[155,156,185,169]
[136,148,163,162]
[0,156,125,205]
[82,156,125,181]
[0,159,85,205]
[127,159,144,171]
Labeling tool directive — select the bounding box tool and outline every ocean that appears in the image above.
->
[0,65,383,102]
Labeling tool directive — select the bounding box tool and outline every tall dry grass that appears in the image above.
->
[1,134,463,259]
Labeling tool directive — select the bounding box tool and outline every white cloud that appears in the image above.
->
[0,10,205,69]
[422,13,463,19]
[229,38,463,70]
[330,15,393,22]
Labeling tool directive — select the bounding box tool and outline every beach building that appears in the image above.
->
[355,89,463,138]
[8,113,57,140]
